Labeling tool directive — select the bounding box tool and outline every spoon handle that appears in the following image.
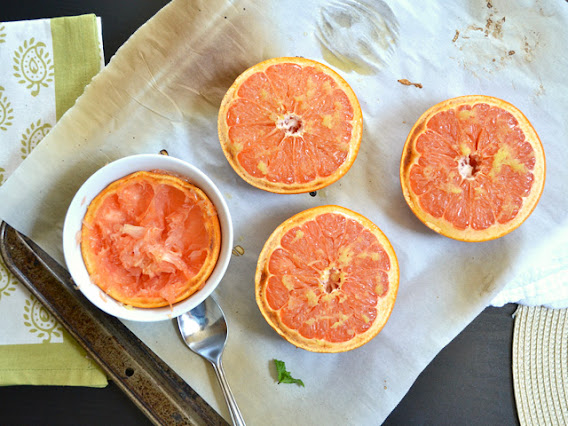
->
[213,358,246,426]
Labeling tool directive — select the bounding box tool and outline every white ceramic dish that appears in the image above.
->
[62,154,233,322]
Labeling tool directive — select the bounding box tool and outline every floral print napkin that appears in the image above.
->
[0,15,107,386]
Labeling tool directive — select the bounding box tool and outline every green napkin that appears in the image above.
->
[0,14,107,387]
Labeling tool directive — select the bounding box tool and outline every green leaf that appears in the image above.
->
[274,359,304,387]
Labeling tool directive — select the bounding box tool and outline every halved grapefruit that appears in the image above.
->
[218,57,363,194]
[255,205,399,353]
[81,170,221,308]
[400,95,545,242]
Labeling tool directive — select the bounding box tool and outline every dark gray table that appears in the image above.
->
[1,2,518,424]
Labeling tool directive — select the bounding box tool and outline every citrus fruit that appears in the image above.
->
[255,205,399,352]
[400,95,545,242]
[81,170,221,308]
[218,57,363,194]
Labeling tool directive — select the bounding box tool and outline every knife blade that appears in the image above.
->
[0,221,227,426]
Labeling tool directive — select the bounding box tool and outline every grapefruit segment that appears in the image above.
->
[256,205,399,353]
[218,57,362,194]
[400,95,545,242]
[81,170,221,308]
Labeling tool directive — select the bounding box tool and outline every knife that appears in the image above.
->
[0,221,227,426]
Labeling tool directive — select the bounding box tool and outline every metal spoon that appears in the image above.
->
[177,297,245,426]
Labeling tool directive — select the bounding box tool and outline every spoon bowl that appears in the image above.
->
[177,297,245,426]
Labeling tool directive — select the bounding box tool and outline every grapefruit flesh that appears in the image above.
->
[81,170,221,308]
[400,96,545,242]
[256,206,399,353]
[218,57,362,194]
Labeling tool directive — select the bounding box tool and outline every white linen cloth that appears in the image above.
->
[491,226,568,309]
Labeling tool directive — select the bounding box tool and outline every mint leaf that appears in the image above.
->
[274,359,304,387]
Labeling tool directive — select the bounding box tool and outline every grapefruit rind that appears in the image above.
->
[81,170,221,308]
[255,205,399,353]
[400,95,545,242]
[218,57,363,194]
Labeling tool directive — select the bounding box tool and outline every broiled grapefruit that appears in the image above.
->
[256,205,398,352]
[218,57,362,194]
[400,95,545,242]
[81,170,221,308]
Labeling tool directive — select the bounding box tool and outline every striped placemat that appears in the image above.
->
[513,305,568,425]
